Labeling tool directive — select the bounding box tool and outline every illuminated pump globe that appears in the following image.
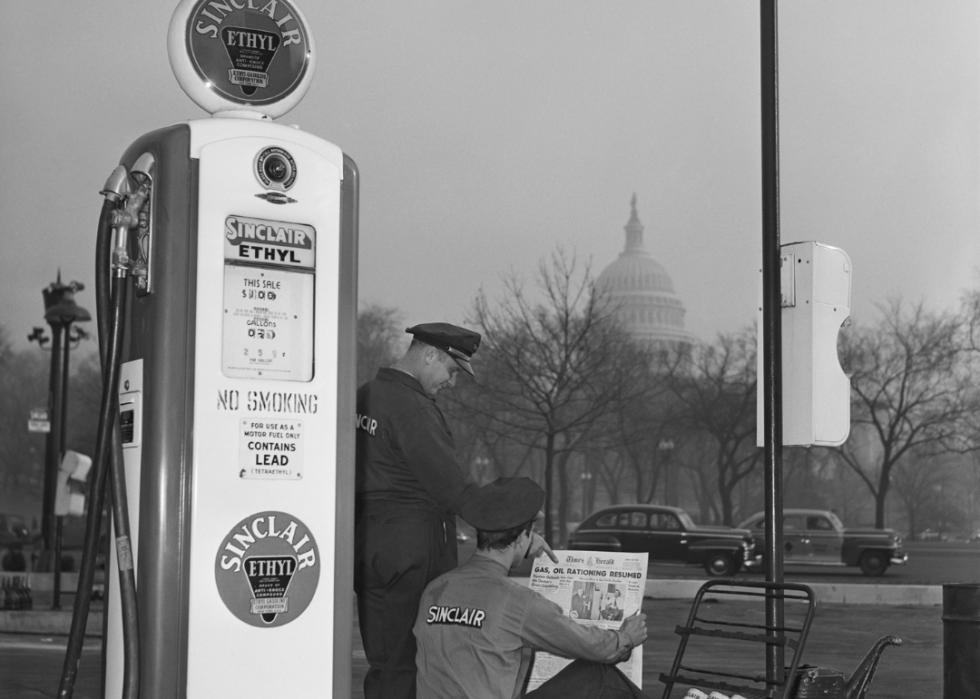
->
[596,195,697,349]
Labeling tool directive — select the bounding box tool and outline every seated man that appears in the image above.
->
[414,478,651,699]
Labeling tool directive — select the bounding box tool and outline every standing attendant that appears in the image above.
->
[354,323,556,699]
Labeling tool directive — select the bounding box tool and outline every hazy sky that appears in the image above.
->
[1,1,977,354]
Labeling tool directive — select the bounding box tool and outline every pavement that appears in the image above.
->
[0,577,942,634]
[0,578,949,699]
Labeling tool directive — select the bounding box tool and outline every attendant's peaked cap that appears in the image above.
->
[406,322,481,377]
[461,477,544,532]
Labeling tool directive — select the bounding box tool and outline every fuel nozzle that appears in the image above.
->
[130,153,154,187]
[100,166,131,203]
[101,155,154,277]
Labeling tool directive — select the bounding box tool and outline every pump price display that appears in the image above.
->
[239,417,304,480]
[222,215,316,381]
[223,265,314,380]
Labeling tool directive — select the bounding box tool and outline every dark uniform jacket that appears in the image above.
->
[355,367,476,515]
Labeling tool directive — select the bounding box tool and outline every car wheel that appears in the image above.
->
[859,550,889,577]
[704,552,736,577]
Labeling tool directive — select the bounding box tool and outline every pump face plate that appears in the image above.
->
[169,0,316,118]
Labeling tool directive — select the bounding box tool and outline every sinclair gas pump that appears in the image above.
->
[59,2,357,698]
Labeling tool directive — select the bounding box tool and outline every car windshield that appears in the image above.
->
[677,511,695,529]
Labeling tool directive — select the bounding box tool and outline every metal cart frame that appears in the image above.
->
[659,580,817,699]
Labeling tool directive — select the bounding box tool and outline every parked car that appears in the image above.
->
[568,505,760,577]
[737,509,908,577]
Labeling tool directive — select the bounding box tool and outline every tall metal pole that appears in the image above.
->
[60,330,72,462]
[760,0,786,685]
[51,326,76,610]
[38,275,90,601]
[42,323,65,558]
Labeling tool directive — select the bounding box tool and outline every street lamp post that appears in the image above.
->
[31,273,90,608]
[658,439,675,506]
[580,468,593,520]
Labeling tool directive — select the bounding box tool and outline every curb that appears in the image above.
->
[641,579,943,606]
[0,579,942,636]
[509,577,944,607]
[0,610,102,636]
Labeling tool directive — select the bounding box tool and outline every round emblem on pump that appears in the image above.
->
[214,511,320,628]
[255,147,297,191]
[168,0,315,118]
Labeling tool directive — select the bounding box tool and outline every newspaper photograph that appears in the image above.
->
[527,549,649,690]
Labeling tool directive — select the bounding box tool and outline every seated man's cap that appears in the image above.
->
[406,322,481,377]
[461,477,545,532]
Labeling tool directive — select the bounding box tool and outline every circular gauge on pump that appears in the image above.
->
[254,146,297,191]
[168,0,316,119]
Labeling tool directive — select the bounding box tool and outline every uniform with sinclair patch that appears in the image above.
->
[354,323,481,699]
[414,478,651,699]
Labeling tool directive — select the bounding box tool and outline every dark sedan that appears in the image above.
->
[568,505,760,577]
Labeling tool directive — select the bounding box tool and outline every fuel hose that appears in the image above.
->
[57,197,140,699]
[95,191,141,699]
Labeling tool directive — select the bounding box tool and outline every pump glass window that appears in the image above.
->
[221,215,317,381]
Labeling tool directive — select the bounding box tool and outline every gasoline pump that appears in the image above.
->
[59,2,358,698]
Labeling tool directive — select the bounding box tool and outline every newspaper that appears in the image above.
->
[527,549,649,691]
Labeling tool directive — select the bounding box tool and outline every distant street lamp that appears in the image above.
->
[658,439,675,506]
[580,468,593,519]
[30,272,90,606]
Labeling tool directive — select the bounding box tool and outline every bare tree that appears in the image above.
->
[0,329,48,502]
[890,450,943,538]
[65,353,102,460]
[452,249,648,545]
[664,328,761,525]
[965,284,980,353]
[356,302,405,386]
[594,375,675,506]
[836,299,979,529]
[588,449,630,507]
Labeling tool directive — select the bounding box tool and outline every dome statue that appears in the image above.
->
[596,195,696,348]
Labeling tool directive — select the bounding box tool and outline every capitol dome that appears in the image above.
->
[596,195,696,347]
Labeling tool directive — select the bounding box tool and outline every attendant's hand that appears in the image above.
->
[526,532,558,563]
[619,611,648,649]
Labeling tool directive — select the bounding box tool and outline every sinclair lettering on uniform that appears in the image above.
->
[220,515,315,573]
[356,413,378,436]
[194,0,304,47]
[426,605,486,628]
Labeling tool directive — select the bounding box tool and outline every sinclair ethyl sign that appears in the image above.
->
[178,0,312,108]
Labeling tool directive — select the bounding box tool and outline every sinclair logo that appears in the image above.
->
[214,511,320,627]
[224,215,316,269]
[186,0,310,105]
